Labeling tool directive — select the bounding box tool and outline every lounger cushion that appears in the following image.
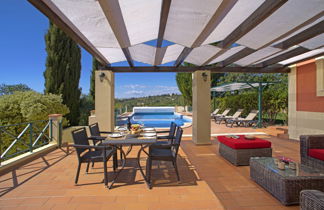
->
[218,135,271,149]
[308,149,324,161]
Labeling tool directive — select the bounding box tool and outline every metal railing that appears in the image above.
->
[0,120,53,165]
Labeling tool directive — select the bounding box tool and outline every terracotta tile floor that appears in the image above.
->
[0,123,299,210]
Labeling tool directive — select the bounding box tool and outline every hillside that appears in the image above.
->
[115,94,184,113]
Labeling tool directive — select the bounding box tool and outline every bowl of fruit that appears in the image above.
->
[130,124,142,135]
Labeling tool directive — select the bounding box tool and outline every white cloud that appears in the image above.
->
[123,84,146,89]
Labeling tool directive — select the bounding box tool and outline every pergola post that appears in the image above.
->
[256,82,263,128]
[94,70,115,132]
[192,70,211,145]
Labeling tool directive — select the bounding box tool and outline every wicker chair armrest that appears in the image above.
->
[71,144,107,150]
[300,135,324,158]
[156,130,169,134]
[88,136,105,141]
[99,131,113,134]
[300,190,324,210]
[157,136,172,140]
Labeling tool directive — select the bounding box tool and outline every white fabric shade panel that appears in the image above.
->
[279,47,324,65]
[163,0,223,47]
[208,46,245,64]
[202,0,265,45]
[234,47,281,66]
[161,44,185,64]
[35,0,324,68]
[236,0,324,49]
[119,0,161,46]
[185,45,221,66]
[51,0,120,48]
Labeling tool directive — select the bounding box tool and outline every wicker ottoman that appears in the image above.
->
[250,157,324,205]
[218,135,272,166]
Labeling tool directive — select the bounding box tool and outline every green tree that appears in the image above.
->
[0,91,69,158]
[90,57,101,101]
[79,94,94,126]
[44,22,81,125]
[0,84,32,96]
[176,72,192,106]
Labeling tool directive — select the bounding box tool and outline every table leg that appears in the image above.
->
[137,145,151,189]
[108,146,126,189]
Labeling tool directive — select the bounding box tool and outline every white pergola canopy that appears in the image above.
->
[29,0,324,72]
[211,82,271,92]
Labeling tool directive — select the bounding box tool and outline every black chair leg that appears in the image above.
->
[86,161,90,174]
[92,161,95,168]
[113,152,118,172]
[103,160,108,187]
[146,158,152,188]
[75,162,81,184]
[173,159,180,182]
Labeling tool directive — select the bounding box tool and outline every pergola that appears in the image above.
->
[211,82,274,128]
[29,0,324,144]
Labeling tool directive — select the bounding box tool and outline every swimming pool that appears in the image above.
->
[117,107,192,128]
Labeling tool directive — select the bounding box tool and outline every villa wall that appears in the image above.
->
[288,56,324,140]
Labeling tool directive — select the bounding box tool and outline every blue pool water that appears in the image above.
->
[118,112,192,128]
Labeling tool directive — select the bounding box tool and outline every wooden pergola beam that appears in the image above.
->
[98,0,134,67]
[105,66,290,73]
[174,0,238,67]
[261,46,309,67]
[273,20,324,49]
[156,0,171,48]
[217,0,288,49]
[28,0,109,66]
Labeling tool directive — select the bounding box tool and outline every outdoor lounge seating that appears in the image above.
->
[71,127,117,187]
[300,190,324,210]
[218,135,272,166]
[146,127,183,188]
[210,108,220,117]
[214,108,231,117]
[226,110,258,127]
[214,109,243,124]
[300,135,324,170]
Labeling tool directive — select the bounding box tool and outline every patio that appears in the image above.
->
[0,123,299,210]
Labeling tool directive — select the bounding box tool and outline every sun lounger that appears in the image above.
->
[226,110,258,127]
[210,108,220,117]
[214,108,231,118]
[215,109,243,124]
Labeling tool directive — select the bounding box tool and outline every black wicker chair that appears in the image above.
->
[71,127,116,187]
[146,127,183,189]
[300,190,324,210]
[300,135,324,170]
[154,122,177,147]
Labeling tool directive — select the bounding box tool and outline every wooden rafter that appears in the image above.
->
[261,47,309,67]
[273,20,324,49]
[98,0,134,67]
[106,66,290,73]
[222,47,256,66]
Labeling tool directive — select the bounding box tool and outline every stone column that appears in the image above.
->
[192,70,211,145]
[95,70,115,132]
[48,114,62,146]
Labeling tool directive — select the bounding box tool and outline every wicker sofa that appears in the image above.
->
[300,135,324,170]
[300,190,324,210]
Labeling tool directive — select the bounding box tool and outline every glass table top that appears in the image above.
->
[251,157,324,177]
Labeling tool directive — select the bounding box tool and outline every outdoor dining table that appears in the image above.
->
[101,131,157,189]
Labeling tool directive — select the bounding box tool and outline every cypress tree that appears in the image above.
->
[44,22,81,125]
[90,57,101,101]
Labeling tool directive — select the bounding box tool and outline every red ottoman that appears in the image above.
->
[218,135,272,166]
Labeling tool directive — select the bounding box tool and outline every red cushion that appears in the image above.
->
[308,149,324,161]
[218,135,271,149]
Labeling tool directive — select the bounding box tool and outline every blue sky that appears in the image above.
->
[0,0,180,98]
